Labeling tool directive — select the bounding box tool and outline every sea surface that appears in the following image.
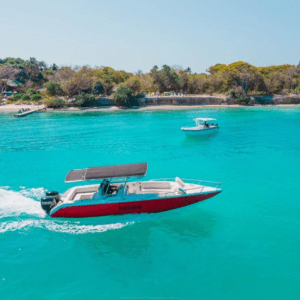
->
[0,107,300,300]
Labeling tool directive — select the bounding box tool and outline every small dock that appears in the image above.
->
[14,106,46,118]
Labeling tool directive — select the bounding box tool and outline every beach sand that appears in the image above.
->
[0,103,299,113]
[0,104,46,112]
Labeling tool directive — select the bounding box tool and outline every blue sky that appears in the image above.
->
[1,0,300,73]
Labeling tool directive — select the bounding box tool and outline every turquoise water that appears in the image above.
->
[0,107,300,300]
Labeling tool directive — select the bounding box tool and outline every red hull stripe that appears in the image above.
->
[50,192,220,218]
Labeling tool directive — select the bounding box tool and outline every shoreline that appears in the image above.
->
[0,103,300,113]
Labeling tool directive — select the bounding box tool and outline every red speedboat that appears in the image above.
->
[41,163,222,218]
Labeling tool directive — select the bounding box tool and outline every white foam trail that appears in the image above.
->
[44,220,133,234]
[0,187,135,234]
[0,188,45,218]
[0,220,36,232]
[0,219,133,234]
[19,187,45,200]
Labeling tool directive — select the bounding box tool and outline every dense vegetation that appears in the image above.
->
[1,57,300,107]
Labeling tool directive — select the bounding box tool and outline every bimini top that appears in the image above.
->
[193,118,216,122]
[65,163,148,182]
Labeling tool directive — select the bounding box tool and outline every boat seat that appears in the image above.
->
[175,177,185,188]
[141,182,171,190]
[127,183,139,194]
[126,182,172,194]
[65,185,100,201]
[62,188,73,199]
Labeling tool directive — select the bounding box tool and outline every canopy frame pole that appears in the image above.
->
[122,177,128,199]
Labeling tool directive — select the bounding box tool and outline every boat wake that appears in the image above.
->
[0,187,134,234]
[0,219,133,234]
[0,187,45,218]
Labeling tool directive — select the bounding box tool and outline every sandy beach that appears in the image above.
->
[0,103,300,113]
[0,104,46,112]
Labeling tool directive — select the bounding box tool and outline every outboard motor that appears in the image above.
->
[41,191,60,214]
[46,191,60,201]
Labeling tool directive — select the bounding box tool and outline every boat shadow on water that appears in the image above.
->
[61,206,218,258]
[181,131,219,148]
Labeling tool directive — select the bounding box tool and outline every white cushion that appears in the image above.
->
[175,177,185,188]
[141,182,171,190]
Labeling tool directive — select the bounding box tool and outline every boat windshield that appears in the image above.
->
[194,118,217,126]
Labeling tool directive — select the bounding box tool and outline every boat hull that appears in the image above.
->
[181,127,219,135]
[50,191,220,218]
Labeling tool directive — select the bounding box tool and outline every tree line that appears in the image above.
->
[1,57,300,107]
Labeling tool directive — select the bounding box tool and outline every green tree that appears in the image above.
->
[188,74,209,94]
[13,93,24,100]
[179,72,189,93]
[139,73,156,93]
[184,67,192,74]
[21,94,31,101]
[113,84,137,106]
[2,56,300,97]
[207,61,265,94]
[0,57,28,69]
[31,94,42,100]
[151,65,158,72]
[26,57,39,81]
[50,63,58,71]
[124,76,141,94]
[73,93,96,107]
[236,94,255,105]
[27,88,36,95]
[38,61,48,71]
[46,81,63,96]
[47,98,67,108]
[94,67,132,95]
[92,81,104,95]
[150,65,182,93]
[54,66,94,96]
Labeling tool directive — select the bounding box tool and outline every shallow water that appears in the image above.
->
[0,107,300,300]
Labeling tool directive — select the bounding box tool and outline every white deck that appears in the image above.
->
[60,178,221,204]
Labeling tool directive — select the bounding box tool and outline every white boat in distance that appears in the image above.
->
[181,118,219,135]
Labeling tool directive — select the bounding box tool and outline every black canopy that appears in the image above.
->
[65,163,148,182]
